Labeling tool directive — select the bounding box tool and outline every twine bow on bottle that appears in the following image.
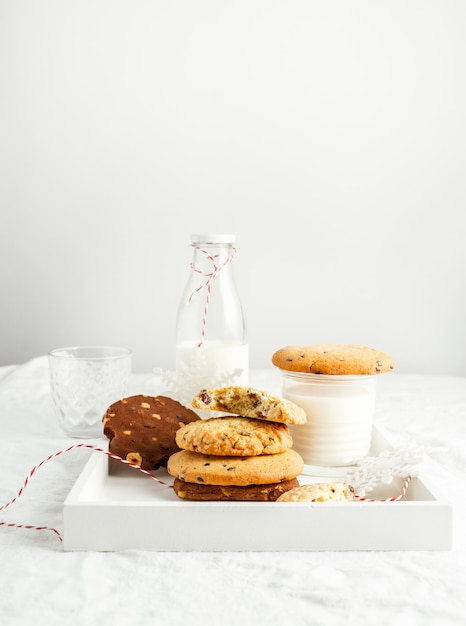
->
[188,243,237,348]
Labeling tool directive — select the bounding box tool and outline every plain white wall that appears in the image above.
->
[1,1,465,376]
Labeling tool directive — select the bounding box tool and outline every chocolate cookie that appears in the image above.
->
[167,448,304,486]
[173,477,300,501]
[272,344,395,375]
[192,386,307,425]
[103,395,199,471]
[176,416,293,456]
[276,481,354,502]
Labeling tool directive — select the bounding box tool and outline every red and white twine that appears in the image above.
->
[188,243,237,347]
[0,444,172,542]
[353,476,412,502]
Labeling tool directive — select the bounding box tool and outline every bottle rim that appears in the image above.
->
[191,234,235,244]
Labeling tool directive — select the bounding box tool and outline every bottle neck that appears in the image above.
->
[191,241,235,268]
[189,242,236,290]
[178,241,241,348]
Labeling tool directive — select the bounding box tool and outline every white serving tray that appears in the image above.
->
[63,426,452,552]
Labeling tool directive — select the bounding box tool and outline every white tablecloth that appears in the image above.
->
[1,357,465,626]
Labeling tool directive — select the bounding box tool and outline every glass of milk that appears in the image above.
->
[279,371,377,469]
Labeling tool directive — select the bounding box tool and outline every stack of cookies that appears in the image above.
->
[167,386,307,501]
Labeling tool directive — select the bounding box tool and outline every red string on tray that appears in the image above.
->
[353,476,412,502]
[0,443,172,542]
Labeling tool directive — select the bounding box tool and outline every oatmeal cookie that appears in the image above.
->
[276,481,354,502]
[176,416,293,456]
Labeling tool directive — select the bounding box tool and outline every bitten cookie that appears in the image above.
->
[176,416,293,456]
[272,344,395,375]
[172,477,300,501]
[192,386,307,425]
[276,481,354,502]
[167,448,304,486]
[103,395,199,471]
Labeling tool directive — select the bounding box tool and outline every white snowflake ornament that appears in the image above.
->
[155,348,243,414]
[347,440,438,496]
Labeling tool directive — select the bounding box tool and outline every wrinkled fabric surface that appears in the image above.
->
[0,357,465,626]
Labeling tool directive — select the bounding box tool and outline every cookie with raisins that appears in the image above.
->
[191,386,306,425]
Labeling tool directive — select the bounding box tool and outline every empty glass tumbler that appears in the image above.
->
[48,346,131,438]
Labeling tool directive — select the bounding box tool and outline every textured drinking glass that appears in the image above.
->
[48,346,131,438]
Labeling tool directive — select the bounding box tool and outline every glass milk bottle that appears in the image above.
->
[176,234,248,389]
